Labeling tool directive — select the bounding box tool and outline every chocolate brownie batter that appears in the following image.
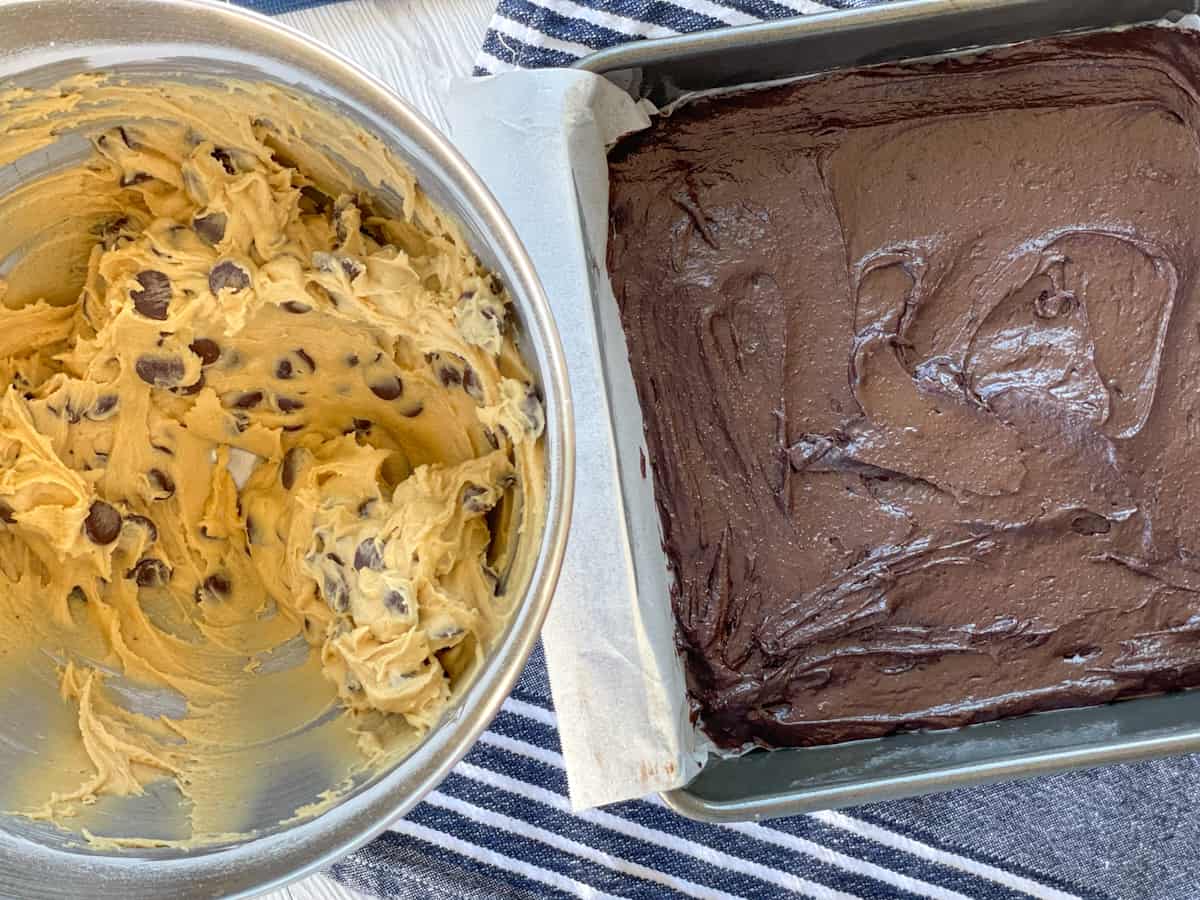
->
[607,25,1200,749]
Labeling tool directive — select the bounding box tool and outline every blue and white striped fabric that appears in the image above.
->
[473,0,878,73]
[233,0,1200,896]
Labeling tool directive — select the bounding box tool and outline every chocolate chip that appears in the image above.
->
[282,424,303,432]
[200,573,231,600]
[299,185,332,213]
[281,447,302,490]
[189,338,221,366]
[383,589,408,615]
[346,353,360,367]
[295,349,316,373]
[147,468,176,500]
[212,147,237,175]
[209,260,250,295]
[521,387,545,433]
[88,394,119,420]
[135,355,185,388]
[131,271,172,321]
[171,373,206,396]
[1071,512,1111,536]
[341,257,364,280]
[125,514,159,543]
[351,417,372,434]
[437,364,462,388]
[462,484,491,514]
[275,359,294,380]
[322,571,350,613]
[84,500,122,545]
[369,375,403,401]
[277,396,305,413]
[232,391,263,410]
[354,539,383,571]
[462,366,483,402]
[193,212,227,246]
[0,500,14,524]
[281,300,311,314]
[128,558,172,587]
[401,402,424,418]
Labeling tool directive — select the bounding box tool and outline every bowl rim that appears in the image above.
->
[0,0,575,895]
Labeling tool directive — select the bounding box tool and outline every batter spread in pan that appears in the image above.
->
[607,25,1200,748]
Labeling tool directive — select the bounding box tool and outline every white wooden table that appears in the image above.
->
[260,6,496,897]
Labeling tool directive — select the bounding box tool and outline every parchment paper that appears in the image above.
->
[447,70,708,810]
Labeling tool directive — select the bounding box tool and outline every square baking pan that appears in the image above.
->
[574,0,1200,823]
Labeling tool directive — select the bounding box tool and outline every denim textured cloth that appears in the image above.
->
[235,0,1199,896]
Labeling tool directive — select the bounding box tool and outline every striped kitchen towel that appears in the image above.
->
[237,0,1200,897]
[474,0,883,73]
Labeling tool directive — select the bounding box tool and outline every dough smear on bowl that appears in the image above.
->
[0,75,545,847]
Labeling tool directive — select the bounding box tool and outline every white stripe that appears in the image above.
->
[732,820,973,900]
[425,789,745,900]
[493,13,594,59]
[814,811,1082,900]
[502,695,558,727]
[390,816,625,900]
[769,0,836,13]
[519,0,681,39]
[475,48,519,74]
[455,761,858,900]
[479,728,567,768]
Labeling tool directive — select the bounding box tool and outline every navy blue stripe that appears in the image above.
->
[490,707,564,753]
[705,0,801,21]
[512,642,555,705]
[482,30,584,68]
[440,771,809,899]
[409,799,706,899]
[464,739,570,793]
[509,682,554,709]
[235,0,347,14]
[588,0,726,35]
[852,809,1112,900]
[497,0,640,52]
[344,828,579,900]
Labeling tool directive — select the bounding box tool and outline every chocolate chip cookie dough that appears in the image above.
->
[608,25,1200,750]
[0,75,544,844]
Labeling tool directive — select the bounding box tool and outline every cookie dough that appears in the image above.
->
[0,75,545,844]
